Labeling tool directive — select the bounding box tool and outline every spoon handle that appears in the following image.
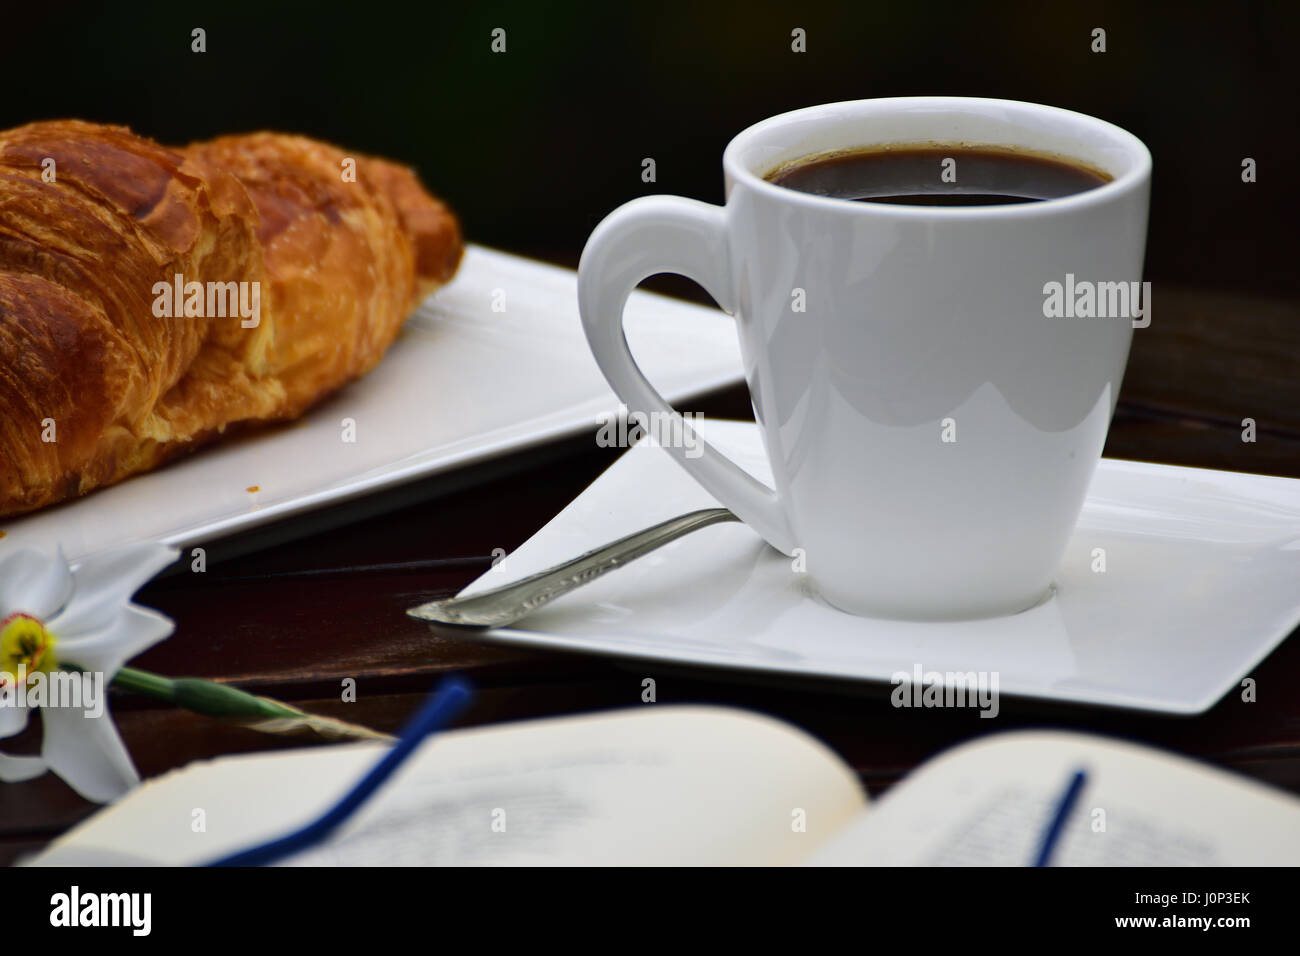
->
[406,507,739,628]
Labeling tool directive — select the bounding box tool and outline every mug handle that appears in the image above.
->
[578,195,795,555]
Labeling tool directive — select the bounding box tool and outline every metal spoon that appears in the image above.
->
[405,507,739,628]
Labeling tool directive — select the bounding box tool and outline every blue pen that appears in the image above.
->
[207,674,476,867]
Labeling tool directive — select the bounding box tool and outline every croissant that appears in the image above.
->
[0,120,462,518]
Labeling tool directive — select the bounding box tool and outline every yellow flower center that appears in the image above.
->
[0,613,57,688]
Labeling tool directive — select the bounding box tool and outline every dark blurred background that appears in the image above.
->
[1,0,1294,295]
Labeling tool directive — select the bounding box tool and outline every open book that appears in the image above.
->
[25,706,1300,866]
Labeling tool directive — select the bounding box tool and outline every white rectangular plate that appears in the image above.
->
[460,420,1300,714]
[0,246,744,562]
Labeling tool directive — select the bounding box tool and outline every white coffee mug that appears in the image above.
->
[578,97,1151,620]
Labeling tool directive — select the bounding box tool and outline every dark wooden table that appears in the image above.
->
[2,281,1297,865]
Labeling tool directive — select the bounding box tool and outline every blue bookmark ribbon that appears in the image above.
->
[1032,767,1088,867]
[206,675,476,867]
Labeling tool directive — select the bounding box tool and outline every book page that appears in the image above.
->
[27,706,866,866]
[809,730,1300,866]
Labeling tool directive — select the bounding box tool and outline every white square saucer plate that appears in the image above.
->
[456,420,1300,714]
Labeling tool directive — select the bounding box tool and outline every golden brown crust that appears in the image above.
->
[0,121,462,518]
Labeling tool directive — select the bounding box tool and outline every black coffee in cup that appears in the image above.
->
[765,144,1111,206]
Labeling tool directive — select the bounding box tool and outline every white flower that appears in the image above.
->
[0,543,177,802]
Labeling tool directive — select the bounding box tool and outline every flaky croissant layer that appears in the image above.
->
[0,121,462,518]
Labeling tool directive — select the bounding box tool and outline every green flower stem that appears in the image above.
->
[63,663,391,742]
[106,665,177,700]
[70,663,301,720]
[169,676,297,720]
